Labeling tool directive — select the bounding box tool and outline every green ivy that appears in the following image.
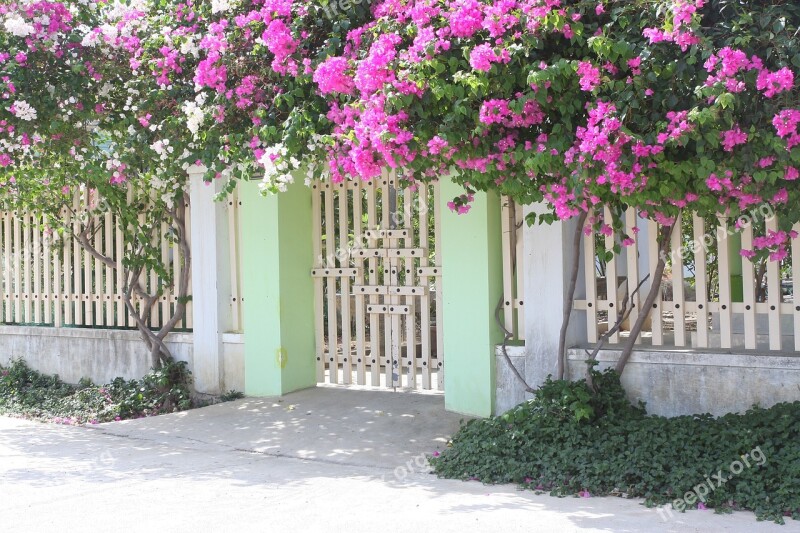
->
[0,358,194,424]
[430,370,800,524]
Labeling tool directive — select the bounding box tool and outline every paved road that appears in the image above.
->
[0,387,791,532]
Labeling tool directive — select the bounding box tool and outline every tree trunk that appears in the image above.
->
[557,210,588,380]
[614,222,676,375]
[73,195,191,369]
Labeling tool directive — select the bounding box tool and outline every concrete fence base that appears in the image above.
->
[495,344,800,417]
[0,326,244,393]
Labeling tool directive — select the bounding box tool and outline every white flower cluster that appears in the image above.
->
[182,93,207,136]
[10,100,37,121]
[79,24,101,47]
[258,144,300,193]
[211,0,237,15]
[3,14,34,38]
[150,138,174,161]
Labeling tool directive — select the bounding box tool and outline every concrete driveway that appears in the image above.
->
[0,386,790,532]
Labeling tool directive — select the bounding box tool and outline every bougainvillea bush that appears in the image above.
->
[0,1,798,362]
[2,0,797,239]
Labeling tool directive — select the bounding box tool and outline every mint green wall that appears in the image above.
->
[240,180,316,396]
[439,179,503,417]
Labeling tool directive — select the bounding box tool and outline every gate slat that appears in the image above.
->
[433,180,444,390]
[419,184,432,390]
[337,182,353,384]
[404,182,417,389]
[324,182,339,383]
[312,183,325,382]
[352,181,367,385]
[366,178,381,386]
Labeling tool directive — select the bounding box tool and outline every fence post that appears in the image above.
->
[188,166,233,395]
[439,178,503,417]
[239,177,316,397]
[522,204,586,385]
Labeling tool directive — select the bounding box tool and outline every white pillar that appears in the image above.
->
[188,166,233,394]
[522,204,586,386]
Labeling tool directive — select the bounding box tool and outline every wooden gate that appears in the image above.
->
[311,170,443,391]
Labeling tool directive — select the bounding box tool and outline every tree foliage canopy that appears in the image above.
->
[0,0,798,258]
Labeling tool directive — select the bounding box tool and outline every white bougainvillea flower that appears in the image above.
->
[3,14,35,38]
[9,100,37,121]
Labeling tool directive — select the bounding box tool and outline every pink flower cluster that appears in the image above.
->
[469,44,510,72]
[314,57,355,95]
[773,109,800,149]
[720,125,748,152]
[576,61,601,92]
[478,98,544,128]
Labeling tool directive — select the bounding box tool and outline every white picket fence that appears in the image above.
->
[574,207,800,352]
[0,190,193,330]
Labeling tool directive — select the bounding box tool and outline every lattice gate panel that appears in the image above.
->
[312,170,443,390]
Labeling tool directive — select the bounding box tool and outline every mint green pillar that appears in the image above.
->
[240,179,316,396]
[439,180,503,417]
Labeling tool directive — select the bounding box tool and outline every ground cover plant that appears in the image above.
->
[430,370,800,524]
[0,358,196,424]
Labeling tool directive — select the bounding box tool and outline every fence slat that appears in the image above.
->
[183,194,193,329]
[22,213,32,323]
[717,217,733,349]
[765,216,782,350]
[693,215,709,348]
[670,215,686,346]
[3,212,11,323]
[624,209,641,344]
[584,213,598,343]
[647,220,663,346]
[740,225,757,350]
[604,207,619,344]
[501,197,515,334]
[32,215,41,323]
[514,204,525,340]
[43,218,52,325]
[793,223,800,351]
